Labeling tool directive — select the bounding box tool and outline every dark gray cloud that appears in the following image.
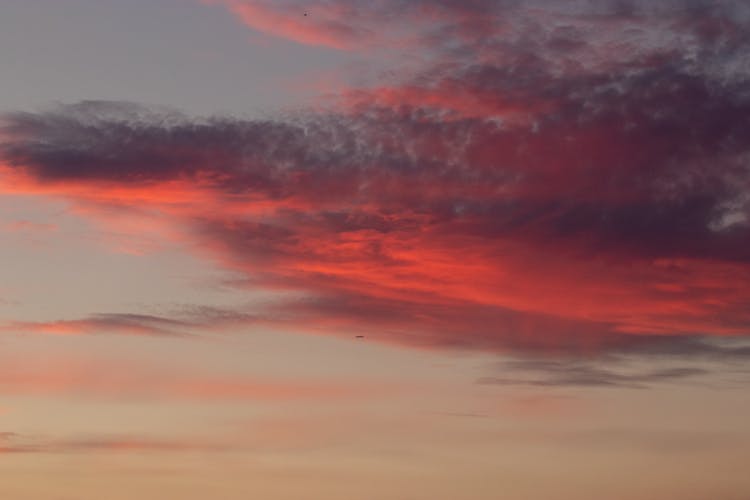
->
[615,336,750,361]
[478,360,710,388]
[478,334,750,388]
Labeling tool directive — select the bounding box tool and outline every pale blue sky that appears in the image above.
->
[0,0,353,115]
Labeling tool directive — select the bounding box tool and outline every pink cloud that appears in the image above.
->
[3,219,57,232]
[211,0,374,50]
[0,357,383,402]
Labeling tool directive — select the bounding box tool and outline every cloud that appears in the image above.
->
[2,220,57,232]
[2,0,750,358]
[477,335,750,388]
[615,335,750,360]
[478,360,711,389]
[1,313,193,337]
[209,0,516,50]
[0,356,380,402]
[213,0,750,72]
[210,0,379,50]
[0,432,228,454]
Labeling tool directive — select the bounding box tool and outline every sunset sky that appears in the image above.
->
[1,1,750,499]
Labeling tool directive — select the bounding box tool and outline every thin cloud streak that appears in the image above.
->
[0,431,230,454]
[478,362,710,389]
[1,313,193,338]
[0,357,384,402]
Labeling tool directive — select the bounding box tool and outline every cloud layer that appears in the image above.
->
[2,0,750,357]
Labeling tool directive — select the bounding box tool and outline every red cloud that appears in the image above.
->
[2,1,750,357]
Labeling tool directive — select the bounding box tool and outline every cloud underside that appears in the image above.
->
[2,0,750,358]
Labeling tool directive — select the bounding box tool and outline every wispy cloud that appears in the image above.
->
[479,361,711,389]
[1,313,193,338]
[3,220,57,232]
[0,357,384,402]
[0,431,229,454]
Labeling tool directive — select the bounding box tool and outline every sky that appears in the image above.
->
[1,1,750,499]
